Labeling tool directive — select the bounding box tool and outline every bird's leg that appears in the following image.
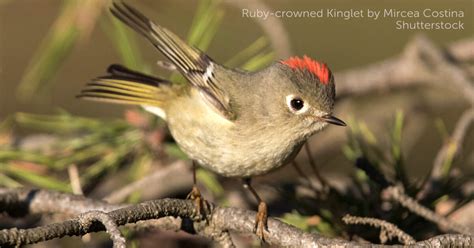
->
[243,178,268,241]
[186,161,209,220]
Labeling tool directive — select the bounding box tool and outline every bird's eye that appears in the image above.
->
[286,95,308,113]
[290,98,304,110]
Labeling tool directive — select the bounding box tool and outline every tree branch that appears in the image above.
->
[335,35,474,105]
[1,188,472,247]
[79,210,126,248]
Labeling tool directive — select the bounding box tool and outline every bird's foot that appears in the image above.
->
[186,185,210,221]
[253,201,268,242]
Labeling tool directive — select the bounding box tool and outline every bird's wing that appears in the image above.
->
[111,2,234,120]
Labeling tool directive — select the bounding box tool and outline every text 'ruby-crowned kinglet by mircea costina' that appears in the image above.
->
[78,2,346,240]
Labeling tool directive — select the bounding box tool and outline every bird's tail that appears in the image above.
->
[77,64,170,107]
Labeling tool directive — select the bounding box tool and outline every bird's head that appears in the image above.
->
[255,55,345,139]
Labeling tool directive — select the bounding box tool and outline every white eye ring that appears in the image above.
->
[286,95,309,114]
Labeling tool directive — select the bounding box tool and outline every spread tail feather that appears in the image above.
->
[77,64,169,107]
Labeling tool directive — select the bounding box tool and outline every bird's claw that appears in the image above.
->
[186,185,210,221]
[253,201,268,242]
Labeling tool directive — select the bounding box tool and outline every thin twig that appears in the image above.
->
[291,161,322,194]
[417,108,474,200]
[68,163,90,243]
[355,159,472,235]
[304,142,329,191]
[384,185,472,235]
[68,164,83,195]
[79,210,126,248]
[342,214,416,245]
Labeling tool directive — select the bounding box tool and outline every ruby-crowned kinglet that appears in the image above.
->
[78,2,345,240]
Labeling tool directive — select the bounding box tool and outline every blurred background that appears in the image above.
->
[0,0,472,247]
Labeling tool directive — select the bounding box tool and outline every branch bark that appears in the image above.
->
[342,214,415,245]
[79,210,126,248]
[1,188,473,247]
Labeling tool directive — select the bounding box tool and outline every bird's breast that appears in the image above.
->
[166,88,303,177]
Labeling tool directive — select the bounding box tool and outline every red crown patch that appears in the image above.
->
[281,55,330,85]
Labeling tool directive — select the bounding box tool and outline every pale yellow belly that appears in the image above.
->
[165,90,302,177]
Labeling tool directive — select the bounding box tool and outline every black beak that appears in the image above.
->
[322,115,346,126]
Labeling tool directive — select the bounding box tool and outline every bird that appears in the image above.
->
[78,1,346,241]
